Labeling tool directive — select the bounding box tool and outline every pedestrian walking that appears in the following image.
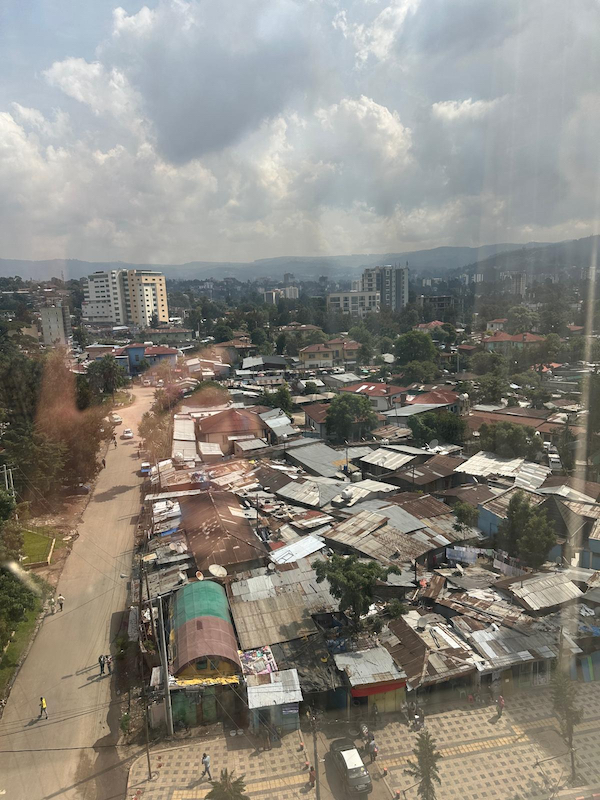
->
[49,597,55,614]
[105,655,112,674]
[308,766,316,788]
[113,439,117,449]
[101,458,106,468]
[98,654,105,675]
[57,594,65,612]
[368,737,378,763]
[496,695,505,719]
[39,696,48,719]
[201,752,212,781]
[371,700,379,727]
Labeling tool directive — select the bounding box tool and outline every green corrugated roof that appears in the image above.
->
[173,581,231,630]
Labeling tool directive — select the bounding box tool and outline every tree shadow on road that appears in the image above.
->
[93,485,131,503]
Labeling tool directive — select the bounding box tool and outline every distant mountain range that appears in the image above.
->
[0,241,552,282]
[462,235,600,279]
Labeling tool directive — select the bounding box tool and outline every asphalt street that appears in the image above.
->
[0,387,154,800]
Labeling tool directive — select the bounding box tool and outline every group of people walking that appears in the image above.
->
[49,594,65,614]
[98,654,113,675]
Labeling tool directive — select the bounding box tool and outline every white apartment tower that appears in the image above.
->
[41,303,72,347]
[82,269,168,327]
[360,265,409,311]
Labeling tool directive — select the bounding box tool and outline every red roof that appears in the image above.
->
[301,343,333,354]
[416,321,445,330]
[328,338,360,350]
[304,403,329,424]
[198,408,265,434]
[567,325,584,332]
[145,345,179,355]
[340,383,407,398]
[483,331,544,344]
[405,390,459,405]
[489,318,508,323]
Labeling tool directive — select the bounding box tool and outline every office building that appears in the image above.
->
[326,290,379,318]
[41,303,72,347]
[262,286,299,304]
[360,265,409,311]
[82,269,169,327]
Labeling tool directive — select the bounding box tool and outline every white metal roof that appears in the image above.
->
[334,647,406,687]
[359,448,415,471]
[270,536,326,565]
[246,668,303,709]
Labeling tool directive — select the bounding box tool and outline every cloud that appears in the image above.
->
[1,0,600,263]
[431,97,501,122]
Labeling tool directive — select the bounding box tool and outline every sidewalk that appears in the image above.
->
[127,683,600,800]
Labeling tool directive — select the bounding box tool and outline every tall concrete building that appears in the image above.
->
[41,303,72,347]
[82,269,168,327]
[360,265,409,311]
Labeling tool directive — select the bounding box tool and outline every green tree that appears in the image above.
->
[72,325,88,350]
[476,373,508,404]
[453,501,479,536]
[517,505,557,569]
[0,519,24,563]
[497,490,532,555]
[261,383,294,414]
[275,332,287,355]
[404,730,443,800]
[380,336,394,355]
[304,381,318,395]
[401,361,440,384]
[1,424,65,500]
[471,351,507,376]
[407,411,467,446]
[87,355,128,397]
[213,324,235,343]
[312,553,390,624]
[506,305,539,334]
[325,394,378,442]
[0,489,16,523]
[206,769,250,800]
[250,328,267,347]
[139,410,171,460]
[479,421,542,460]
[150,313,159,329]
[357,341,373,365]
[551,670,582,784]
[395,331,437,365]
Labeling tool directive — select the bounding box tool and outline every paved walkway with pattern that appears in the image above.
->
[127,683,600,800]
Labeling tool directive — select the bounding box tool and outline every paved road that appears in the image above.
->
[0,387,154,800]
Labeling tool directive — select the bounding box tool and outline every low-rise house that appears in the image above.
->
[388,454,467,493]
[495,571,583,615]
[339,382,408,411]
[197,408,267,455]
[334,646,407,713]
[482,331,545,354]
[487,318,507,332]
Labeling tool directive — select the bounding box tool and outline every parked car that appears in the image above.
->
[142,379,151,386]
[110,414,123,425]
[61,483,91,496]
[329,739,373,795]
[121,428,134,439]
[140,461,151,476]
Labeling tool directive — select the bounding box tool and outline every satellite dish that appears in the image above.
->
[428,439,439,450]
[209,564,228,578]
[267,562,276,571]
[195,571,204,581]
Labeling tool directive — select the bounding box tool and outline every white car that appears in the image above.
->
[121,428,134,440]
[110,414,123,425]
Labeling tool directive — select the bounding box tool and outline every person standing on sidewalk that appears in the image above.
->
[98,654,105,675]
[106,654,112,674]
[496,695,505,719]
[308,766,316,788]
[201,752,212,780]
[39,697,48,719]
[57,594,65,612]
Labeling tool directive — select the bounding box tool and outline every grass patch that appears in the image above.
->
[0,597,42,700]
[22,530,53,565]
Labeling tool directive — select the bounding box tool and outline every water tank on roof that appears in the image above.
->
[342,487,354,501]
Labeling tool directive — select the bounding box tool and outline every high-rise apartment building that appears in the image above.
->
[82,269,169,327]
[327,290,380,318]
[360,265,409,311]
[41,302,72,346]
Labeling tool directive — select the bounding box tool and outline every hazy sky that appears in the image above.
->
[1,0,599,264]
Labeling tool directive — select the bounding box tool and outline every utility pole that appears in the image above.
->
[157,594,174,736]
[310,710,321,800]
[138,561,153,779]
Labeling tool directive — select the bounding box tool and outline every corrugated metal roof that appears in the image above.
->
[276,478,346,508]
[359,449,415,471]
[270,536,326,564]
[466,625,579,671]
[480,486,545,519]
[325,512,431,565]
[503,572,583,611]
[334,647,406,687]
[455,451,524,478]
[246,668,303,709]
[173,416,196,442]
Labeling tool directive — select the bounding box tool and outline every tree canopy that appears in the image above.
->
[87,355,128,397]
[408,411,467,446]
[325,394,378,442]
[404,730,443,800]
[479,421,542,460]
[206,769,250,800]
[395,331,437,365]
[497,490,556,568]
[312,553,390,623]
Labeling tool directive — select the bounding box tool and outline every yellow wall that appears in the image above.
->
[176,658,238,680]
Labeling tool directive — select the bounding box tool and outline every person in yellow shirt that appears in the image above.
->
[39,696,48,719]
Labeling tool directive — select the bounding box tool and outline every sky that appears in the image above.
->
[1,0,600,265]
